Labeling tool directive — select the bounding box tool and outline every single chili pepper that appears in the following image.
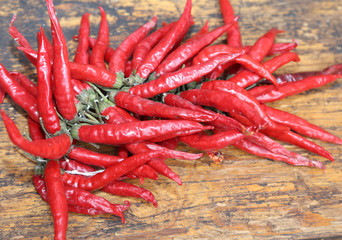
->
[0,63,39,122]
[46,0,77,121]
[247,28,283,62]
[179,130,245,151]
[117,146,129,158]
[71,119,209,145]
[126,164,159,181]
[62,151,166,191]
[101,180,158,207]
[124,60,133,78]
[229,52,300,88]
[0,85,5,104]
[68,146,124,168]
[262,104,342,145]
[262,127,334,162]
[148,159,182,185]
[9,72,38,98]
[90,6,109,69]
[255,74,342,103]
[114,91,217,122]
[321,63,342,75]
[129,52,243,98]
[37,28,61,134]
[219,0,242,48]
[98,100,128,124]
[1,110,71,159]
[180,89,272,130]
[27,116,44,141]
[155,18,238,76]
[267,41,298,56]
[9,14,37,65]
[69,62,122,88]
[59,158,96,173]
[109,16,157,79]
[233,138,325,169]
[74,13,90,64]
[131,22,177,71]
[44,160,68,240]
[187,20,209,41]
[88,36,115,62]
[134,0,193,80]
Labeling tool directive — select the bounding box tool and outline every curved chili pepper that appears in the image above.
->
[255,74,342,103]
[129,52,243,98]
[90,6,109,69]
[88,36,115,62]
[74,13,90,64]
[69,62,122,88]
[148,159,182,185]
[109,16,157,79]
[229,52,300,88]
[27,116,44,141]
[179,130,245,151]
[233,138,325,169]
[131,22,177,71]
[44,160,68,240]
[62,151,166,191]
[1,110,71,159]
[267,41,298,56]
[37,28,61,134]
[219,0,242,48]
[46,0,77,120]
[262,105,342,145]
[71,119,209,145]
[101,180,158,207]
[0,63,39,122]
[155,18,238,76]
[9,72,38,98]
[114,91,217,122]
[134,0,193,80]
[68,146,124,168]
[126,164,159,181]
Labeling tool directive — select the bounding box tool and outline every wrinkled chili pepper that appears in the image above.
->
[74,13,90,64]
[37,28,61,134]
[267,41,298,56]
[90,6,109,69]
[1,110,71,159]
[126,164,159,181]
[59,158,96,173]
[44,160,68,240]
[46,0,77,120]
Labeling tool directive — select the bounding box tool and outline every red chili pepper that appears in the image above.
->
[74,13,90,64]
[71,119,209,145]
[0,63,39,123]
[262,105,342,144]
[219,0,242,48]
[37,28,61,134]
[69,62,122,88]
[27,116,44,141]
[117,146,129,159]
[134,0,193,80]
[124,60,133,78]
[1,110,71,159]
[0,85,5,104]
[68,146,124,168]
[101,180,158,207]
[88,36,115,62]
[59,159,96,173]
[44,160,68,240]
[157,137,180,150]
[155,18,238,76]
[90,7,109,69]
[186,20,209,42]
[109,16,157,78]
[9,72,38,98]
[267,41,298,56]
[129,52,243,98]
[148,159,182,185]
[131,22,177,71]
[233,138,325,169]
[179,130,245,151]
[229,52,300,88]
[62,151,166,191]
[114,91,218,122]
[46,0,77,120]
[126,164,159,181]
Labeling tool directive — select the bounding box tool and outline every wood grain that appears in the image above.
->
[0,0,342,239]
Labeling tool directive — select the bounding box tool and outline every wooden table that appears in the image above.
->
[1,0,342,239]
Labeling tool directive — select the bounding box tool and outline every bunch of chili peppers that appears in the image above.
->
[0,0,341,239]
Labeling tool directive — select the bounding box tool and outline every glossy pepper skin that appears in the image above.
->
[44,160,68,240]
[114,91,218,122]
[9,71,38,98]
[1,110,71,159]
[46,0,77,120]
[74,13,90,64]
[37,28,61,134]
[71,119,210,145]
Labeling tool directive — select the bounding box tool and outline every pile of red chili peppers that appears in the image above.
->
[1,0,341,239]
